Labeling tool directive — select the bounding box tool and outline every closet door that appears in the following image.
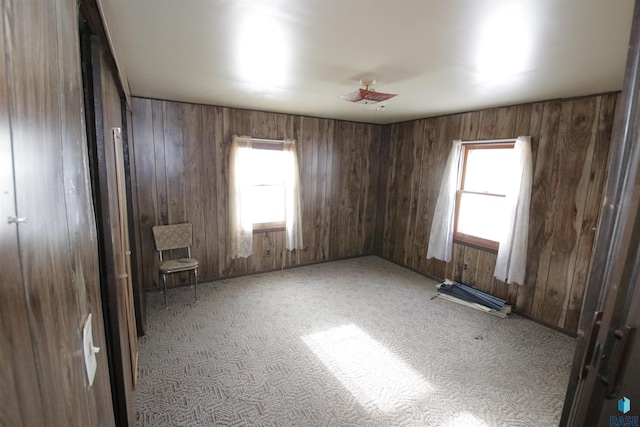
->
[86,35,138,426]
[0,19,45,422]
[1,0,116,424]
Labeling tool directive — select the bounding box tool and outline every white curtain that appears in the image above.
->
[283,139,303,259]
[229,135,253,258]
[494,136,533,285]
[426,140,462,262]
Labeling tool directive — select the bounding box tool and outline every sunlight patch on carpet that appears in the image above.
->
[302,323,432,413]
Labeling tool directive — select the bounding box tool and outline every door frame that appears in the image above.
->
[79,6,140,425]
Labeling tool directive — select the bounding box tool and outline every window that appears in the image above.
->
[229,135,303,260]
[427,137,532,284]
[454,143,515,251]
[246,144,287,231]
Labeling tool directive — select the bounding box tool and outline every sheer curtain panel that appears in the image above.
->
[283,140,303,260]
[494,136,532,285]
[426,140,463,262]
[229,135,253,258]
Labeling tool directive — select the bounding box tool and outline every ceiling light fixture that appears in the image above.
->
[340,79,397,104]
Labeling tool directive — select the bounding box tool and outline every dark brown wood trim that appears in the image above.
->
[79,0,123,98]
[452,237,499,254]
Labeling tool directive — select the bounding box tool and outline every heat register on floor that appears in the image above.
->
[436,280,511,318]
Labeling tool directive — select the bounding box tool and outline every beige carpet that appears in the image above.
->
[136,256,575,426]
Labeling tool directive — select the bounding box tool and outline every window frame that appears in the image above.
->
[453,142,515,252]
[250,141,286,233]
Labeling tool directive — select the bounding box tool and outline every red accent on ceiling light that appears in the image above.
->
[340,88,397,104]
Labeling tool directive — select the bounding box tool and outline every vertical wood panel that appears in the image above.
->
[354,123,368,256]
[335,121,355,258]
[163,102,186,226]
[515,101,547,313]
[152,100,168,227]
[365,126,382,254]
[321,120,335,260]
[404,122,423,268]
[183,104,207,276]
[564,94,618,331]
[313,119,328,261]
[10,0,93,421]
[532,100,573,320]
[382,125,400,260]
[328,120,342,259]
[0,1,46,422]
[543,97,598,326]
[412,121,431,272]
[131,98,158,289]
[202,105,222,277]
[298,116,316,264]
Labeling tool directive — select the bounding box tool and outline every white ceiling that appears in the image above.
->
[100,0,635,125]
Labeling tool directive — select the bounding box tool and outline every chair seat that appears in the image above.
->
[159,258,198,274]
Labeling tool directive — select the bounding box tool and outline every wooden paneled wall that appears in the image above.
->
[0,0,115,425]
[380,94,618,333]
[132,94,618,334]
[130,98,383,290]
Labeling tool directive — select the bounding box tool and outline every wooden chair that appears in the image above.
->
[152,223,198,307]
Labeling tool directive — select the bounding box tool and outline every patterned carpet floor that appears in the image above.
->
[136,256,576,426]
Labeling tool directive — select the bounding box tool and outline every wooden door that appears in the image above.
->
[0,17,45,422]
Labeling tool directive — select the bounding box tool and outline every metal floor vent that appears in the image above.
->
[436,280,511,318]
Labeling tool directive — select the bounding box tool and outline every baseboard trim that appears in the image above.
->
[143,253,377,293]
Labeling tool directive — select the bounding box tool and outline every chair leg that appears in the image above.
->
[194,268,198,302]
[163,273,168,308]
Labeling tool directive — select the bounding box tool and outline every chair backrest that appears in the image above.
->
[152,223,193,251]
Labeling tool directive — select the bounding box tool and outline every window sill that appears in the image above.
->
[453,238,498,254]
[253,222,285,233]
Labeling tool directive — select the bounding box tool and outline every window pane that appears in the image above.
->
[247,149,287,185]
[457,192,507,242]
[249,185,285,224]
[463,147,514,194]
